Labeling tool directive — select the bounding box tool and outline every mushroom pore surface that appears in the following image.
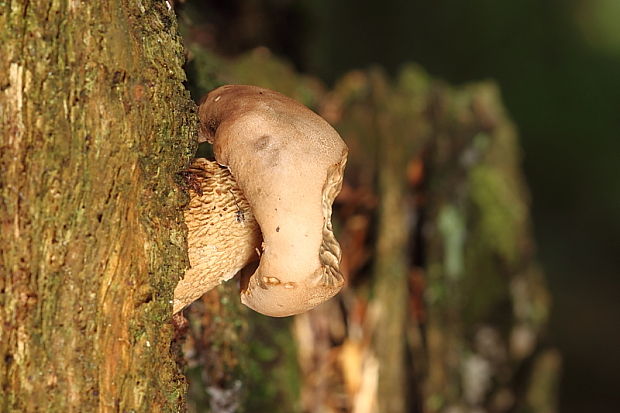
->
[182,84,348,317]
[173,159,261,314]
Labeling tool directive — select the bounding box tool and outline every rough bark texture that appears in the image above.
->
[0,1,195,411]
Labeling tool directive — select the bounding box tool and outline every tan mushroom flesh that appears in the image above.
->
[175,85,347,317]
[173,159,261,313]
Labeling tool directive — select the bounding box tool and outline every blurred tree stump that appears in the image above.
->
[182,47,559,413]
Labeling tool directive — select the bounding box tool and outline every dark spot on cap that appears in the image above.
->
[276,226,280,232]
[204,118,218,136]
[254,135,271,151]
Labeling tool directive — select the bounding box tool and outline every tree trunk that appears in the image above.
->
[0,1,195,411]
[369,71,412,413]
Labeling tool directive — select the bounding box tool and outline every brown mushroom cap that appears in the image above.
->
[199,85,348,316]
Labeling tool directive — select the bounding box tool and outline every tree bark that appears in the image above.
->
[0,1,195,411]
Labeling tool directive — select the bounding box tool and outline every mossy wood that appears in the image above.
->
[0,1,195,411]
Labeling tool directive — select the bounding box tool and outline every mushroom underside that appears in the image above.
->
[173,158,261,314]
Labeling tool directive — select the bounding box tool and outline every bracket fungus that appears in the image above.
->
[173,85,348,317]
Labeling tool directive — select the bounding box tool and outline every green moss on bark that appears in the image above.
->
[0,1,196,411]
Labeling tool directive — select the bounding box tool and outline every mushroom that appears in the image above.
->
[173,85,348,317]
